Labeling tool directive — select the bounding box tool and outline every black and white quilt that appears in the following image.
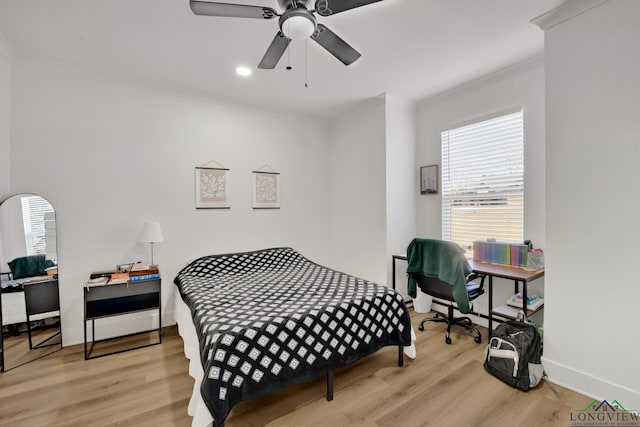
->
[174,247,412,425]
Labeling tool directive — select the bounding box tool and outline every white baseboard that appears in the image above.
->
[542,356,640,409]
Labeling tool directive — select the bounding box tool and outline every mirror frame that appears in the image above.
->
[0,193,62,372]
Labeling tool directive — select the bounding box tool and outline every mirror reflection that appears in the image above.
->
[0,194,62,371]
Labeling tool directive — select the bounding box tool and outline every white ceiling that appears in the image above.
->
[0,0,563,117]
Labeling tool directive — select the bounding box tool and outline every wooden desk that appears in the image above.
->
[470,260,544,335]
[391,255,544,336]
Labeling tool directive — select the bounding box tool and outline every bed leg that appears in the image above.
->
[326,370,334,401]
[398,345,404,367]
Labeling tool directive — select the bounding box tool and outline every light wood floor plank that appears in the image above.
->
[0,310,590,426]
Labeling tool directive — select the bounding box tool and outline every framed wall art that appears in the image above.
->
[420,164,438,194]
[195,166,230,209]
[252,169,280,209]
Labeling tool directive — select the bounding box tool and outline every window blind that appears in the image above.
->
[441,110,524,252]
[21,196,54,256]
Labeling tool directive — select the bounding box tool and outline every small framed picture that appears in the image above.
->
[116,263,135,273]
[252,171,280,209]
[195,167,230,209]
[420,165,438,194]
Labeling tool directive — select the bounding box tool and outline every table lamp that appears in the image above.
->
[140,222,163,266]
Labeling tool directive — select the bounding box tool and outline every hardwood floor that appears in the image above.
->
[2,325,62,371]
[0,310,590,427]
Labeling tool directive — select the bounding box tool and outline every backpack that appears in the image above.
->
[484,317,544,391]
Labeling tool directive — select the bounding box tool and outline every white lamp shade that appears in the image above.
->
[140,222,163,243]
[282,15,315,40]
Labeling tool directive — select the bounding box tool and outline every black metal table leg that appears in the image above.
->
[522,280,528,317]
[392,257,396,291]
[488,275,494,337]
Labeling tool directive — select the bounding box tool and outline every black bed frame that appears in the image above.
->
[216,344,405,427]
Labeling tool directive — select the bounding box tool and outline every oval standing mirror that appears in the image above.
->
[0,194,62,371]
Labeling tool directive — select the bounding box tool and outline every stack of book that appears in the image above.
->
[86,276,109,287]
[108,273,129,284]
[128,266,160,282]
[506,290,544,311]
[87,266,161,287]
[473,240,529,267]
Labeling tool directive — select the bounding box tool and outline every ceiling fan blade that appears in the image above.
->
[190,1,277,19]
[311,24,361,66]
[258,32,291,69]
[314,0,383,17]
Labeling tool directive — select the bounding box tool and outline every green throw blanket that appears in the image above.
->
[406,238,473,314]
[8,255,55,280]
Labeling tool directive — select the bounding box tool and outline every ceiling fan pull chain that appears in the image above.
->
[305,38,309,88]
[286,42,292,70]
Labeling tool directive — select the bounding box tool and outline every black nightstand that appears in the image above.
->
[84,275,161,359]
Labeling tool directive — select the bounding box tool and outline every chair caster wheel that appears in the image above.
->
[418,324,424,331]
[445,337,452,345]
[474,336,482,344]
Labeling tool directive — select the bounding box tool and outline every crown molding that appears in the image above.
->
[531,0,610,31]
[0,31,16,62]
[417,54,544,111]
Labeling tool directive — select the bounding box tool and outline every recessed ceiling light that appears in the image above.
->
[236,66,252,77]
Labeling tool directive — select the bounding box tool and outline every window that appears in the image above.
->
[441,110,524,253]
[21,195,54,257]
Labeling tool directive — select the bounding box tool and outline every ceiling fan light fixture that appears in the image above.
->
[279,10,316,40]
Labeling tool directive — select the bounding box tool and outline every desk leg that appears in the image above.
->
[392,257,396,291]
[522,281,528,318]
[488,275,493,337]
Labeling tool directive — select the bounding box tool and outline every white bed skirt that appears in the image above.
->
[174,294,215,427]
[173,294,417,427]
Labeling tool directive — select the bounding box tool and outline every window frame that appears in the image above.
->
[440,109,525,252]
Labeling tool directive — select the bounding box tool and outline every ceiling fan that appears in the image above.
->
[190,0,384,69]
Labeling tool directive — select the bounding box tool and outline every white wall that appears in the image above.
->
[0,32,11,198]
[0,195,29,271]
[385,96,417,298]
[0,34,11,275]
[328,97,387,284]
[9,59,332,346]
[415,59,546,326]
[541,0,640,407]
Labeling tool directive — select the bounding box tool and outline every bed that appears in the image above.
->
[173,247,415,427]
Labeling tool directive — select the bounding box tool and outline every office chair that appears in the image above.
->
[406,238,485,345]
[410,272,485,344]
